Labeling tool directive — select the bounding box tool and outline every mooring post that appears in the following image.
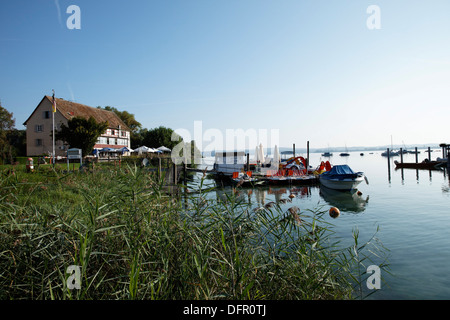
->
[428,147,431,161]
[447,145,450,172]
[415,147,418,163]
[158,157,162,181]
[246,153,250,171]
[307,141,310,169]
[387,148,391,182]
[293,143,296,158]
[173,163,177,184]
[400,148,403,163]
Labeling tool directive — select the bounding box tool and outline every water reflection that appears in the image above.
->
[214,185,312,207]
[211,183,369,214]
[319,186,369,213]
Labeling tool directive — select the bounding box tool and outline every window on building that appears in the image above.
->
[35,124,44,132]
[117,138,127,146]
[43,111,51,119]
[97,137,108,144]
[36,139,43,146]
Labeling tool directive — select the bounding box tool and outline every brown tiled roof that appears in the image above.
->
[24,96,130,131]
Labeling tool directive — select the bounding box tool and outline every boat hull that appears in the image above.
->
[319,175,365,191]
[394,160,446,170]
[267,175,318,185]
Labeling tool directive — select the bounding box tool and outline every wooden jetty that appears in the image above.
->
[186,166,319,187]
[391,145,449,171]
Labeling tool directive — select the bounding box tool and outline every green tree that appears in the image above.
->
[97,106,142,133]
[142,126,181,150]
[0,102,16,163]
[131,128,147,149]
[55,116,108,157]
[7,129,26,157]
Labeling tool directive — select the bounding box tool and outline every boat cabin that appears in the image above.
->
[214,151,246,176]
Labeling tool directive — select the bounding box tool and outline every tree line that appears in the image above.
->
[0,102,26,164]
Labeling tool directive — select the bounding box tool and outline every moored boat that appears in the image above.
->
[230,171,263,187]
[319,165,368,191]
[394,160,446,170]
[381,150,399,157]
[262,168,318,185]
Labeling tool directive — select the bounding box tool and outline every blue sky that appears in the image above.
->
[1,0,450,150]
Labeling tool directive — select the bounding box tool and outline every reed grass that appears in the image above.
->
[0,164,388,300]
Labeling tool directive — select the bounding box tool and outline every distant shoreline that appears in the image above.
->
[203,144,444,156]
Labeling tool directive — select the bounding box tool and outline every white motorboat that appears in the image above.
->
[319,165,368,191]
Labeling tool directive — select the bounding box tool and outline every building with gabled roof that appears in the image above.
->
[23,95,131,156]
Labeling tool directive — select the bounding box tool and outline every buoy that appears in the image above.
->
[357,190,362,196]
[289,194,295,199]
[329,207,340,219]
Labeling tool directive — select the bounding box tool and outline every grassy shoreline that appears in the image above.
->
[0,164,387,300]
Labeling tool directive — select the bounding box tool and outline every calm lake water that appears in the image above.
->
[191,149,450,300]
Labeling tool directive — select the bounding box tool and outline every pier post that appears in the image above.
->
[400,148,403,163]
[293,144,296,158]
[387,148,391,182]
[306,141,310,169]
[173,163,177,184]
[447,146,450,172]
[158,157,162,181]
[246,153,249,171]
[415,147,418,163]
[428,147,431,161]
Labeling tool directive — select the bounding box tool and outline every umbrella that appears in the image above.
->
[157,146,171,152]
[119,147,132,154]
[100,147,115,152]
[273,145,280,168]
[254,146,259,162]
[134,146,149,153]
[258,143,265,163]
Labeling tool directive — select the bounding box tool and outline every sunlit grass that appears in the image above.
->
[0,164,388,300]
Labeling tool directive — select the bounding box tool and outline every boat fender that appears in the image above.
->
[329,207,340,219]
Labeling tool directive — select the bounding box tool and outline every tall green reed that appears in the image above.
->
[0,165,388,299]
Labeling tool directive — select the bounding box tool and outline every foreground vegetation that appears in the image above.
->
[0,164,387,300]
